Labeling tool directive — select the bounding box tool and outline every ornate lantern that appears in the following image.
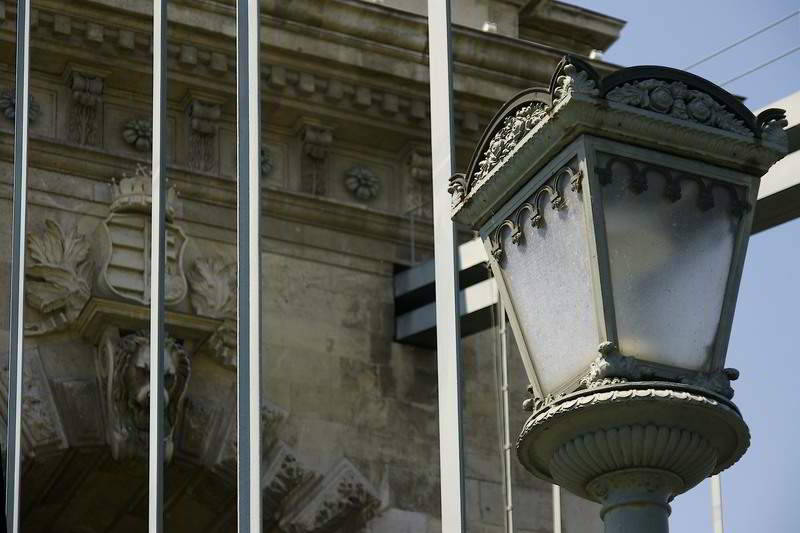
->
[450,56,788,532]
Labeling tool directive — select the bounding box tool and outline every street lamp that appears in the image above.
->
[450,56,788,532]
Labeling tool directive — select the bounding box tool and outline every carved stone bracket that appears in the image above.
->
[263,441,316,520]
[280,458,381,533]
[299,122,334,196]
[185,93,222,171]
[65,65,107,146]
[95,326,190,461]
[406,146,432,216]
[0,347,68,457]
[25,220,92,336]
[261,144,275,177]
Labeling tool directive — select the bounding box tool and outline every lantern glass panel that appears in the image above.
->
[492,173,599,395]
[600,155,740,370]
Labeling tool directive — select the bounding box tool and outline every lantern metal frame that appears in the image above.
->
[452,55,788,405]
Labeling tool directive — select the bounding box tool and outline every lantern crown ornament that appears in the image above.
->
[453,56,788,532]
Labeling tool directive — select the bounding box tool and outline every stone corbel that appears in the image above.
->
[298,121,334,196]
[184,91,223,172]
[95,325,191,462]
[280,458,381,533]
[64,64,108,146]
[263,441,316,520]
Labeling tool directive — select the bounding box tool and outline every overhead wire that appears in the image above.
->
[684,9,799,70]
[721,44,800,86]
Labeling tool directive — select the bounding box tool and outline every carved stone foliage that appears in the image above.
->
[186,97,221,171]
[454,56,783,210]
[488,165,582,263]
[66,69,104,145]
[343,166,380,202]
[551,60,599,107]
[300,124,333,196]
[281,459,381,533]
[97,165,188,306]
[757,108,790,144]
[25,220,92,336]
[606,79,752,136]
[122,118,152,152]
[187,256,236,319]
[0,88,41,123]
[263,442,314,515]
[470,102,548,190]
[96,328,190,461]
[187,256,237,367]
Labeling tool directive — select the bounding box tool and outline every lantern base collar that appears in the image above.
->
[517,383,749,503]
[587,468,681,533]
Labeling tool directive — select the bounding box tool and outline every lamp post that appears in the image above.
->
[450,56,788,533]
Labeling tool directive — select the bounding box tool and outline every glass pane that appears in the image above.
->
[18,1,153,530]
[493,162,600,395]
[259,2,436,531]
[600,153,739,370]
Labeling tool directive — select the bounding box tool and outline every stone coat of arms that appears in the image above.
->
[94,165,188,306]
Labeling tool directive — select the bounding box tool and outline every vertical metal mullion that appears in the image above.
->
[149,0,168,532]
[5,0,31,531]
[426,1,466,531]
[711,475,724,533]
[497,301,514,533]
[236,0,262,531]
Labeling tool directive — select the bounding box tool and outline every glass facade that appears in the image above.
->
[8,1,769,533]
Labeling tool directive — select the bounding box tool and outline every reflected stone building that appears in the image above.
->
[0,1,623,531]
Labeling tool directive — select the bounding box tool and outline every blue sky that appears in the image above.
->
[566,1,800,531]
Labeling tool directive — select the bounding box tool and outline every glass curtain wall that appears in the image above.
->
[0,1,623,532]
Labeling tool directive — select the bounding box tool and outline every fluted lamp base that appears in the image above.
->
[517,383,750,533]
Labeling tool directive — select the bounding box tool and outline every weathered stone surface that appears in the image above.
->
[0,0,623,531]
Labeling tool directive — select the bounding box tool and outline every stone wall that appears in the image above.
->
[0,1,620,531]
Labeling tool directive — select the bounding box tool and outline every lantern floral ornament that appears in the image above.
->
[451,56,788,532]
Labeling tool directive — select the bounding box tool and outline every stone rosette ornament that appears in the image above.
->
[344,166,381,201]
[0,88,41,123]
[122,118,153,152]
